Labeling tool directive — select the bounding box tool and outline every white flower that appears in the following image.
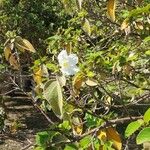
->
[58,50,79,76]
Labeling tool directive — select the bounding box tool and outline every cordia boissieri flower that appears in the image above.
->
[58,50,79,76]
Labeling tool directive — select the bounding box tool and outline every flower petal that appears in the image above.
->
[58,50,68,64]
[68,54,78,65]
[60,65,79,76]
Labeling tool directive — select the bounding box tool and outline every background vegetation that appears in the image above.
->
[0,0,150,149]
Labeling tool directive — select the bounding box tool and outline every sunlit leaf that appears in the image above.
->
[33,67,43,85]
[97,129,107,142]
[77,0,83,10]
[85,78,98,86]
[144,108,150,124]
[79,135,92,149]
[43,80,63,119]
[136,127,150,144]
[107,0,116,22]
[22,39,36,52]
[106,127,122,150]
[72,73,85,94]
[121,18,129,30]
[83,18,91,36]
[125,119,144,138]
[64,144,77,150]
[4,46,11,61]
[9,55,20,70]
[145,50,150,55]
[15,36,35,52]
[33,65,49,85]
[57,75,66,87]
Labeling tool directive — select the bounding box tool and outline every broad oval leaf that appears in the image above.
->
[73,74,85,90]
[136,127,150,144]
[144,108,150,124]
[106,127,122,150]
[85,79,98,86]
[22,39,36,52]
[15,36,35,53]
[125,119,144,138]
[57,75,66,87]
[43,80,63,119]
[107,0,116,22]
[121,18,129,30]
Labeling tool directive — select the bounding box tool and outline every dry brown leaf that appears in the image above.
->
[9,55,20,70]
[135,21,144,30]
[106,127,122,150]
[107,0,116,22]
[121,18,129,30]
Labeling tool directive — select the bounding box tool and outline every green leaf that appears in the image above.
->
[79,135,91,149]
[35,131,49,146]
[125,119,144,137]
[136,127,150,144]
[145,50,150,56]
[64,144,77,150]
[43,80,63,119]
[144,108,150,123]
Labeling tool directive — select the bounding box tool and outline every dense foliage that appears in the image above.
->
[0,0,150,149]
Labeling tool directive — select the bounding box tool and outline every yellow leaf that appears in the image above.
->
[121,18,129,30]
[15,36,35,52]
[33,67,42,85]
[85,78,98,86]
[4,46,11,61]
[73,73,85,90]
[33,65,49,85]
[22,39,36,52]
[107,0,116,22]
[97,129,107,142]
[72,117,83,135]
[106,127,122,150]
[9,55,20,70]
[83,18,91,36]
